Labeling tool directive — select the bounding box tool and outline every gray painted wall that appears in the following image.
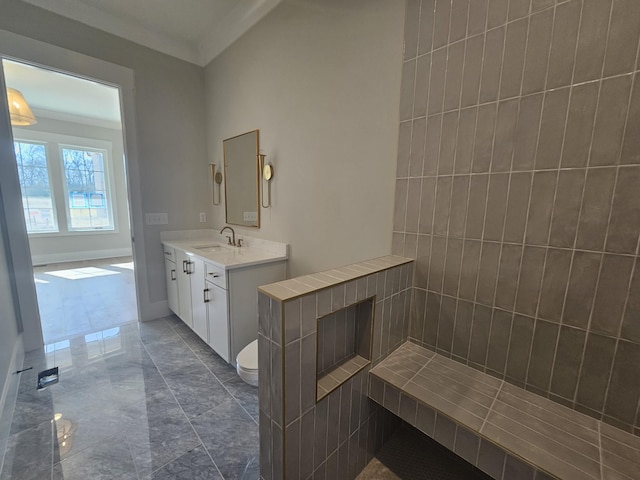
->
[204,0,405,277]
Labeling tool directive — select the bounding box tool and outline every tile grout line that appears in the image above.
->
[543,0,585,405]
[571,0,616,421]
[519,0,556,390]
[496,2,533,384]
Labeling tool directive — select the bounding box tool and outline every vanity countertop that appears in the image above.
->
[161,230,288,271]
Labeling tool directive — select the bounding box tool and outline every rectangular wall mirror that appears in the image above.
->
[223,130,260,228]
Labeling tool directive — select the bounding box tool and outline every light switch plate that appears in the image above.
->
[145,213,168,225]
[243,211,257,222]
[199,212,207,223]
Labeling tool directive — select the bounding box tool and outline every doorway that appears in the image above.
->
[3,58,139,344]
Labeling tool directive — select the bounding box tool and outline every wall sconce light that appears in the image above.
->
[210,163,223,205]
[6,88,37,126]
[259,152,273,208]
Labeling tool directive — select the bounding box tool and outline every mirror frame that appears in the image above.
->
[223,129,260,228]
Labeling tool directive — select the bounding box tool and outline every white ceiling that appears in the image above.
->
[21,0,283,66]
[3,59,122,129]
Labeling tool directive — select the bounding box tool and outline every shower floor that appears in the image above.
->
[358,424,492,480]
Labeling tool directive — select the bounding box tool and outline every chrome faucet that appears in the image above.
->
[220,226,236,246]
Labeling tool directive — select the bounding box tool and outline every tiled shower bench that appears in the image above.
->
[369,342,640,480]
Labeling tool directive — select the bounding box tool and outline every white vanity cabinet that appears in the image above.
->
[163,240,287,364]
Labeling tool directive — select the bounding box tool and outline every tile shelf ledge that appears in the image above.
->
[369,342,640,480]
[317,354,370,401]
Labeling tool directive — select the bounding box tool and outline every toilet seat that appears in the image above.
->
[236,339,258,386]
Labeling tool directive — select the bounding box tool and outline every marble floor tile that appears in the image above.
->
[147,446,223,480]
[192,396,260,480]
[195,349,239,384]
[2,258,259,480]
[0,421,52,480]
[163,370,235,419]
[52,433,138,480]
[222,376,259,423]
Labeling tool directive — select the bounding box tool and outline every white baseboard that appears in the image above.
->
[31,248,132,266]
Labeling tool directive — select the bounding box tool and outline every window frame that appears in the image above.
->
[13,138,60,234]
[12,129,118,237]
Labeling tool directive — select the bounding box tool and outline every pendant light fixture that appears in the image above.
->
[6,87,37,126]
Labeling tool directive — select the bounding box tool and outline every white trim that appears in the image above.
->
[31,247,132,266]
[31,108,122,131]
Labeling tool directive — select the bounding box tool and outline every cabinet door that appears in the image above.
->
[190,257,208,343]
[164,259,179,314]
[175,249,193,326]
[207,283,229,363]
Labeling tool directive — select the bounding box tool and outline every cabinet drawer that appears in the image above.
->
[163,246,175,262]
[205,263,226,289]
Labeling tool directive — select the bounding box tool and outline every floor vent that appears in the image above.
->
[37,367,59,389]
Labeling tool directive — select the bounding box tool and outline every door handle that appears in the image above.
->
[204,288,210,303]
[171,269,176,281]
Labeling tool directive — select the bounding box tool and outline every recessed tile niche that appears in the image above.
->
[316,297,373,401]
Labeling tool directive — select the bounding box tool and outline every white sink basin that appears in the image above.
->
[193,244,231,253]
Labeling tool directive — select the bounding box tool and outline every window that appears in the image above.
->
[14,141,58,233]
[61,147,113,230]
[13,132,115,235]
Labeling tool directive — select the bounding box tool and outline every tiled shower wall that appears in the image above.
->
[391,0,640,434]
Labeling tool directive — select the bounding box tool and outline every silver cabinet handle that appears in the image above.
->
[208,273,219,278]
[186,261,194,275]
[171,269,176,281]
[203,288,210,303]
[182,260,188,273]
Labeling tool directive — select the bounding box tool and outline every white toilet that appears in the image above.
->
[236,339,259,386]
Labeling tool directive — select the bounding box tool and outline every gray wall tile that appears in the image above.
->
[621,73,640,165]
[535,87,570,169]
[563,251,601,329]
[495,244,524,310]
[546,0,581,89]
[479,27,506,104]
[468,0,489,37]
[590,75,632,167]
[605,340,640,424]
[549,326,586,401]
[574,0,611,83]
[576,333,617,412]
[603,0,640,77]
[548,169,585,247]
[607,166,640,254]
[591,254,634,336]
[450,0,470,43]
[418,0,436,55]
[522,9,553,95]
[391,0,640,434]
[500,18,528,100]
[561,81,599,168]
[537,248,572,323]
[576,167,616,251]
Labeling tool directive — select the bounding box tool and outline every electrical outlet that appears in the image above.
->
[145,213,168,225]
[199,212,207,223]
